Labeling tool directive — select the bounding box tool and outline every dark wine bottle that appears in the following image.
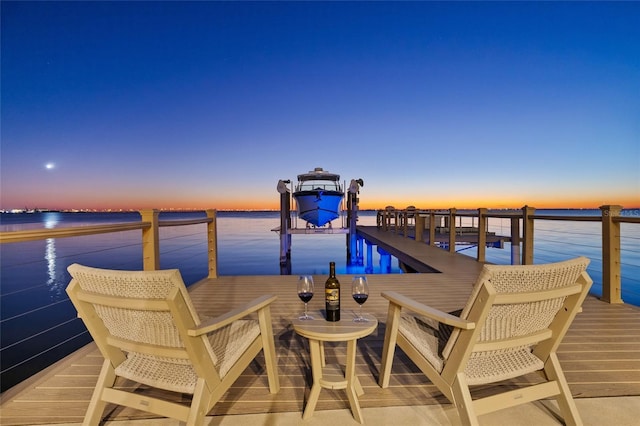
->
[325,261,340,321]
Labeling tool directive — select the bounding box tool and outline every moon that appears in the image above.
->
[45,163,55,170]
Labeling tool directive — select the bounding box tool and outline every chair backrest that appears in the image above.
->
[442,257,592,360]
[66,263,219,391]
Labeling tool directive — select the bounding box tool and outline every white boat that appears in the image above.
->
[293,167,344,227]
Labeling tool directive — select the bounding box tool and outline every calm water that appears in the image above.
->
[1,209,638,391]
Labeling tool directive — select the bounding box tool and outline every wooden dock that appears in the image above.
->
[356,225,489,274]
[2,237,640,425]
[372,224,508,248]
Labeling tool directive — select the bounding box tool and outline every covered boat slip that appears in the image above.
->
[2,268,640,425]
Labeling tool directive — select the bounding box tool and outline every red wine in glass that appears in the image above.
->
[351,276,369,322]
[297,275,314,320]
[352,294,368,305]
[299,292,313,303]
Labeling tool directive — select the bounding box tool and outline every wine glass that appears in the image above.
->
[297,275,314,320]
[351,276,369,322]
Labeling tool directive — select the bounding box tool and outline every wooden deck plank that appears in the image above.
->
[2,260,640,424]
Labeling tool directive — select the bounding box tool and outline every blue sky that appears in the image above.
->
[1,1,638,211]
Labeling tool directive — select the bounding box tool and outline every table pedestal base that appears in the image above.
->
[303,339,365,423]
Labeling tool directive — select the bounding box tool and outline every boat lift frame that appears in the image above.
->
[275,178,364,273]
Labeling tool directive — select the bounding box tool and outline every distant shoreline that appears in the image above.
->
[3,207,638,215]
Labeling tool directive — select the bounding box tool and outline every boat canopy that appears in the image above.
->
[297,167,340,182]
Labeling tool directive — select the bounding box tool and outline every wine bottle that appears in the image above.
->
[325,261,340,321]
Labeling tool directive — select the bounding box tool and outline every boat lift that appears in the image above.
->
[274,178,364,274]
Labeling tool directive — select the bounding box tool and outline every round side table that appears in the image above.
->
[292,316,377,423]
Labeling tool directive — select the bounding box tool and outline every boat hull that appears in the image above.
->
[293,191,343,227]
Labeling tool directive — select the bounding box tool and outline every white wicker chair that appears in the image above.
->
[379,257,592,426]
[66,263,280,425]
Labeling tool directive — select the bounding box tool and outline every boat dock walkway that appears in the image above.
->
[356,225,489,274]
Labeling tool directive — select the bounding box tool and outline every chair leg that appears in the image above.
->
[187,379,211,426]
[545,353,583,426]
[83,359,116,426]
[258,307,280,393]
[451,373,480,426]
[379,304,401,388]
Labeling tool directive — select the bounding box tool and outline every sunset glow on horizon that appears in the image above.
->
[2,2,638,213]
[8,191,635,213]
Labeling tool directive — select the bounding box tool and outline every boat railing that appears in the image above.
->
[376,205,640,305]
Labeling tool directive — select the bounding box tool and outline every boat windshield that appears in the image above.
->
[296,178,342,192]
[295,168,343,193]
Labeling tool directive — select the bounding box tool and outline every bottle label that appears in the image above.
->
[326,288,339,309]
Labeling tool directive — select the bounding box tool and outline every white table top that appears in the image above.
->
[292,315,378,342]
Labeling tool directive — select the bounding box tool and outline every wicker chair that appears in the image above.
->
[379,257,592,426]
[66,264,280,425]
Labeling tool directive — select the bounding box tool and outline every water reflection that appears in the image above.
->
[44,214,63,297]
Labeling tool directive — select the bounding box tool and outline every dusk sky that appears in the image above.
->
[1,1,638,211]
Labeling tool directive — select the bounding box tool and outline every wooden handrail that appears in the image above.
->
[375,205,637,304]
[614,216,640,224]
[0,222,150,243]
[0,209,218,277]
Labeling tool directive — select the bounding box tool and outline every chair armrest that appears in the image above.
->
[188,294,277,336]
[382,291,475,330]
